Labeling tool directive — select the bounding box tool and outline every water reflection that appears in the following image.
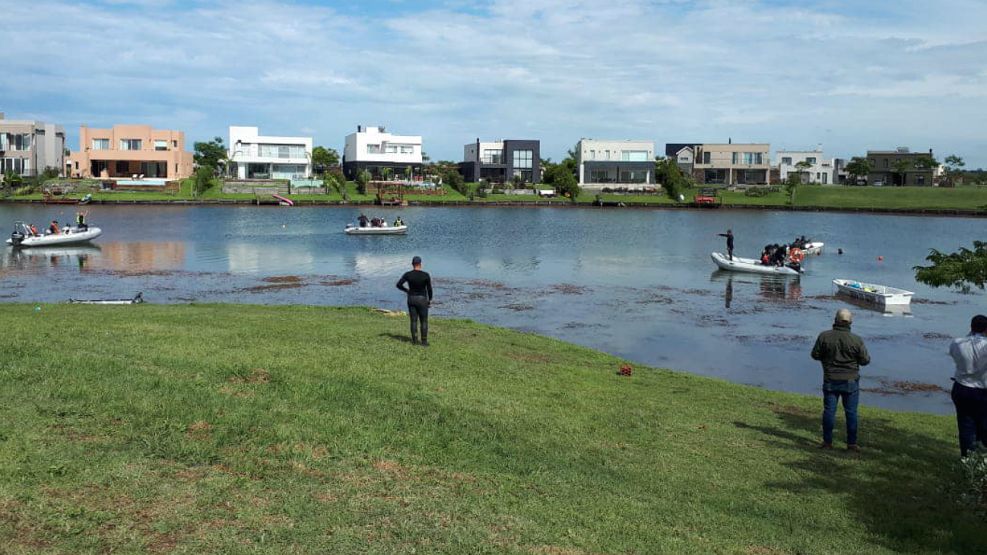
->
[710,271,803,306]
[95,242,186,272]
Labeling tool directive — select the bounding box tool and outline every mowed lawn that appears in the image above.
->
[0,304,982,553]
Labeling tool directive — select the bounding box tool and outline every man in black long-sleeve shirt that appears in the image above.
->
[718,229,735,260]
[396,256,433,346]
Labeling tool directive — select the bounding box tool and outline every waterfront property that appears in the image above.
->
[577,139,655,189]
[866,147,937,186]
[66,124,193,180]
[665,143,697,175]
[342,125,423,181]
[228,126,312,180]
[0,112,66,178]
[459,139,540,185]
[688,142,772,186]
[777,149,835,185]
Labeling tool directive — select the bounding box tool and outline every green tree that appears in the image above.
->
[311,146,339,175]
[433,162,465,195]
[193,166,215,196]
[844,156,872,186]
[892,158,911,186]
[654,157,689,201]
[380,167,393,182]
[356,170,371,195]
[193,137,227,175]
[914,241,987,292]
[794,160,812,184]
[943,155,965,186]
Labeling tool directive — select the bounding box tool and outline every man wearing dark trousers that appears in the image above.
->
[811,308,870,451]
[949,314,987,457]
[718,229,735,260]
[396,256,433,346]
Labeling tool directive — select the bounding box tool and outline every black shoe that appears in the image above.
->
[411,337,419,345]
[421,340,429,347]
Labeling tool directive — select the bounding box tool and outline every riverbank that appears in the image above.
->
[0,304,980,553]
[6,184,987,216]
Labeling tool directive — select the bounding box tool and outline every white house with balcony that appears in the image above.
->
[777,149,835,185]
[577,139,655,189]
[227,126,312,180]
[342,125,423,180]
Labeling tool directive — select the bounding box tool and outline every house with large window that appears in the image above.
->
[228,126,312,180]
[865,147,937,186]
[577,139,655,189]
[776,149,835,185]
[0,112,66,178]
[690,142,771,186]
[66,124,193,179]
[342,125,423,180]
[459,139,540,185]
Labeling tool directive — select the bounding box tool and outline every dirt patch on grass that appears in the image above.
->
[770,403,814,417]
[507,351,556,364]
[186,420,212,440]
[529,546,590,555]
[373,459,410,479]
[228,368,271,384]
[864,380,947,395]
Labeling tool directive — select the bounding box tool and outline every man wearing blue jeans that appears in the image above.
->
[811,309,870,451]
[949,314,987,457]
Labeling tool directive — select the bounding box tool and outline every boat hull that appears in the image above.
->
[7,227,102,248]
[345,225,408,235]
[833,279,913,306]
[803,242,824,255]
[710,252,801,275]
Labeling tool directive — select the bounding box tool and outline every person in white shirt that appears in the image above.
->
[949,314,987,457]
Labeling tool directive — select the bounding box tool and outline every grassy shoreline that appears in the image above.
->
[0,304,981,553]
[5,185,987,216]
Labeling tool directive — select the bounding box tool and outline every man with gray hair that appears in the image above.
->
[811,308,871,451]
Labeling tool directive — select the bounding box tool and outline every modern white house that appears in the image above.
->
[227,126,312,180]
[577,139,655,189]
[342,125,423,180]
[0,112,66,178]
[777,149,835,185]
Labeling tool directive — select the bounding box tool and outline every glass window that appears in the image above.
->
[732,152,739,164]
[400,145,414,154]
[806,157,816,164]
[590,169,612,182]
[384,144,399,154]
[703,152,711,164]
[119,139,142,151]
[482,149,502,164]
[154,140,168,151]
[512,150,532,169]
[620,150,648,162]
[11,134,31,151]
[589,150,595,160]
[367,144,381,154]
[781,157,792,165]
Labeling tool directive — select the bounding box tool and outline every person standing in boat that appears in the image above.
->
[396,256,433,346]
[358,214,369,228]
[76,211,88,231]
[948,314,987,457]
[811,309,870,451]
[718,229,734,260]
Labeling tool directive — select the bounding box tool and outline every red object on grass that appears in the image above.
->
[618,364,633,376]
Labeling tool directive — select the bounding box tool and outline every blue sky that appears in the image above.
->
[3,0,986,166]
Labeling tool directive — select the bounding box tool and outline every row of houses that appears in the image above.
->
[0,113,941,189]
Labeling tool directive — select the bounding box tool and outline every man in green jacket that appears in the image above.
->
[811,309,871,451]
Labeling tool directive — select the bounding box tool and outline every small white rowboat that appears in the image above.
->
[345,224,408,236]
[803,241,824,255]
[7,223,102,248]
[710,252,802,276]
[833,279,913,306]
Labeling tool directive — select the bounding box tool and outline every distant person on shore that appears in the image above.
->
[949,314,987,457]
[396,256,433,346]
[718,229,734,260]
[811,308,870,451]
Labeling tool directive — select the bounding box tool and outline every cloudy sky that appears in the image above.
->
[3,0,986,166]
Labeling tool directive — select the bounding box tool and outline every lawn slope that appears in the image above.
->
[0,304,980,554]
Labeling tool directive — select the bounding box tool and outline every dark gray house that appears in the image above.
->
[459,139,540,185]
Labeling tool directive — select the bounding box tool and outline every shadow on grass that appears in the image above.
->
[378,332,413,344]
[734,404,985,553]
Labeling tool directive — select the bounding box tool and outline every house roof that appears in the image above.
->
[665,143,697,157]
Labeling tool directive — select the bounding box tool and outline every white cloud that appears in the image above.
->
[1,0,985,165]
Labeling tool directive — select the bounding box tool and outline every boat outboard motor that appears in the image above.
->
[10,228,25,246]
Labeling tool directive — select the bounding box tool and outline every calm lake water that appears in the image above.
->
[1,204,983,414]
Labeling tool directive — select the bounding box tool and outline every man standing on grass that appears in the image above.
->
[811,308,870,451]
[396,256,433,347]
[949,314,987,457]
[718,229,734,260]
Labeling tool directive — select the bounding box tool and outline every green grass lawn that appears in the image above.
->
[0,304,981,553]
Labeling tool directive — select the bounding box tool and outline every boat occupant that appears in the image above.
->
[358,214,369,228]
[396,255,433,346]
[717,229,735,261]
[48,220,60,235]
[76,211,88,231]
[394,217,404,227]
[30,224,39,237]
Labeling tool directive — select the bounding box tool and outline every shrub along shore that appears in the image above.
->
[0,304,982,553]
[5,182,987,216]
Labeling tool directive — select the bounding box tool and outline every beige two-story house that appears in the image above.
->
[67,124,193,180]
